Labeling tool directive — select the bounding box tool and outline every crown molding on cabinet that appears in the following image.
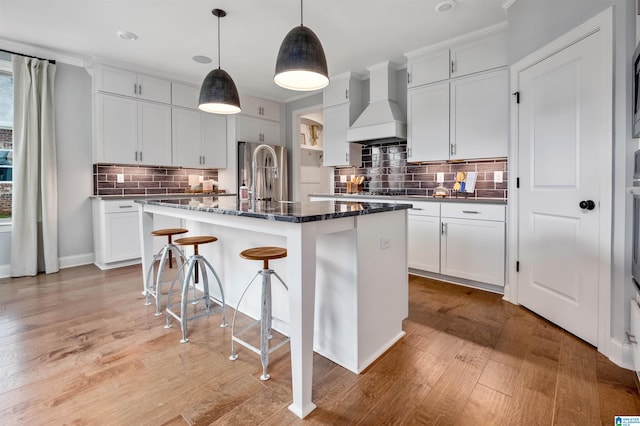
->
[501,0,519,10]
[404,21,508,59]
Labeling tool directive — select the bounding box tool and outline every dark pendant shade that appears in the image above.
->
[198,68,241,114]
[274,25,329,91]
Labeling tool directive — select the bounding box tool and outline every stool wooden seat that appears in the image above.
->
[231,246,289,380]
[175,236,218,282]
[165,235,227,343]
[151,228,188,268]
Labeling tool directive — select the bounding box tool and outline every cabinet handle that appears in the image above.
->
[407,72,412,84]
[441,222,447,235]
[139,151,142,162]
[119,205,134,209]
[138,84,142,96]
[201,156,205,165]
[450,143,456,156]
[451,60,455,75]
[133,84,137,95]
[462,210,480,214]
[345,152,349,163]
[135,151,138,161]
[408,147,412,158]
[411,207,424,211]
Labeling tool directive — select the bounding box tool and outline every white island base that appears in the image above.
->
[138,199,408,418]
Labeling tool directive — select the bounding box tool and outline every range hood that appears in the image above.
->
[347,61,407,144]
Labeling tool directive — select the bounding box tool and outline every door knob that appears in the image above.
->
[579,200,596,210]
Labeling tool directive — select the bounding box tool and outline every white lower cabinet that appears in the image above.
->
[92,199,182,269]
[407,202,441,273]
[439,203,505,286]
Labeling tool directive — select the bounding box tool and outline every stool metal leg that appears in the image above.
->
[165,254,227,343]
[145,243,187,316]
[260,269,272,380]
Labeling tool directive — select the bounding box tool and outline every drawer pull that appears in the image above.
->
[411,207,424,211]
[119,205,134,209]
[462,210,479,214]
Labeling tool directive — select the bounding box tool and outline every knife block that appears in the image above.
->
[347,182,362,193]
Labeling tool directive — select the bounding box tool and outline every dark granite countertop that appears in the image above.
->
[309,193,508,205]
[91,193,236,200]
[136,196,412,224]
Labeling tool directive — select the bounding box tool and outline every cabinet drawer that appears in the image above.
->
[441,203,504,221]
[103,200,139,214]
[405,201,440,216]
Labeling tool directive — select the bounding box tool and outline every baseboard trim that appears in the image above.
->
[608,336,634,370]
[60,253,94,269]
[0,253,96,278]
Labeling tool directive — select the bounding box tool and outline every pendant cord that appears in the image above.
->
[300,0,303,27]
[217,14,221,69]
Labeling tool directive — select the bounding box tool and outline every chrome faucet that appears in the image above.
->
[251,144,279,204]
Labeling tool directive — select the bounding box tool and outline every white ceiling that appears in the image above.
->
[0,0,508,103]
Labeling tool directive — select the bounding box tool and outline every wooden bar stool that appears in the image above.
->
[165,236,227,343]
[144,228,189,316]
[229,246,289,381]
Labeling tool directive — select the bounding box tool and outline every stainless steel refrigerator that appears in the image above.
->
[237,141,288,202]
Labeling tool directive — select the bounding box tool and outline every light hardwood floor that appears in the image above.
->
[0,265,638,425]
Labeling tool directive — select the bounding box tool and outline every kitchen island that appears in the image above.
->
[136,196,410,418]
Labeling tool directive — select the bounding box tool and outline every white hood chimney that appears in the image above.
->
[347,61,406,144]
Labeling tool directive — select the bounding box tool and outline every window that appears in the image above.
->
[0,60,12,221]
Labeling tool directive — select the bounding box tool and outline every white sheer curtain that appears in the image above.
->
[10,56,58,277]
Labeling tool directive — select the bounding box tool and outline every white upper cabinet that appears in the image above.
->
[323,72,363,108]
[96,93,172,166]
[171,82,200,109]
[407,82,450,162]
[236,114,281,145]
[96,64,171,104]
[450,69,509,160]
[239,94,281,122]
[405,26,507,88]
[450,32,508,78]
[407,50,450,88]
[172,106,227,169]
[322,73,364,167]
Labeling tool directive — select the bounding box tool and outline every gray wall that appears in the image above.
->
[507,0,636,359]
[0,60,93,273]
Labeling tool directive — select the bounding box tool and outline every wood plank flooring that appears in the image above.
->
[0,265,638,425]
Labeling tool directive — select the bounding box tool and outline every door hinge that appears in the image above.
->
[516,261,520,272]
[516,177,520,188]
[513,91,520,104]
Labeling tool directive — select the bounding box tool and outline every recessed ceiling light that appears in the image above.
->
[192,55,212,64]
[117,30,138,41]
[435,0,456,12]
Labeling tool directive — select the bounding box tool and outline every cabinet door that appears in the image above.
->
[323,77,350,107]
[236,115,261,143]
[96,66,137,97]
[407,214,441,273]
[440,218,505,286]
[172,82,200,109]
[259,98,281,122]
[172,108,202,168]
[201,113,227,168]
[104,211,141,262]
[450,69,508,160]
[407,49,450,88]
[450,33,507,78]
[138,102,172,166]
[323,104,361,167]
[238,94,261,118]
[260,119,281,145]
[98,94,138,164]
[137,74,171,104]
[407,82,450,162]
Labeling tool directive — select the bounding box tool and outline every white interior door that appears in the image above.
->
[517,30,606,346]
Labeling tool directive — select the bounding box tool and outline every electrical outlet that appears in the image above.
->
[494,171,503,183]
[436,172,445,183]
[116,173,124,183]
[340,175,347,183]
[380,237,391,249]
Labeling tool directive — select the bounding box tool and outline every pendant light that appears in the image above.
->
[198,8,241,114]
[274,0,329,91]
